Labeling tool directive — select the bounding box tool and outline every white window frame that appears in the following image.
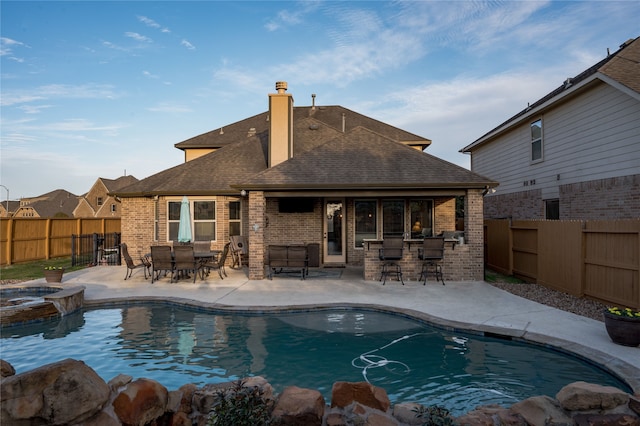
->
[530,118,543,163]
[167,197,217,243]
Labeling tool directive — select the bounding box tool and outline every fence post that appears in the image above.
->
[508,217,513,275]
[5,218,13,265]
[92,233,100,266]
[45,218,52,260]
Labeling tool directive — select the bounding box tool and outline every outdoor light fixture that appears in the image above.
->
[240,190,247,196]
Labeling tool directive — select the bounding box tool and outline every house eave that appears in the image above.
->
[460,73,602,153]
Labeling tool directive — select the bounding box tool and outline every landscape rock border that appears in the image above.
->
[1,358,639,425]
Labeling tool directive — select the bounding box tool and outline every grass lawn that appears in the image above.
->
[484,268,524,284]
[0,257,87,282]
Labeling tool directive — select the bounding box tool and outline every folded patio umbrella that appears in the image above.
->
[177,196,192,243]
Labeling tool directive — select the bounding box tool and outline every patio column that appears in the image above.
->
[465,188,485,280]
[248,190,266,279]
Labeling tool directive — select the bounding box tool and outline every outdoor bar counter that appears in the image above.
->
[362,238,469,282]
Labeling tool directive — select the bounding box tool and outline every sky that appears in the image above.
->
[1,1,639,200]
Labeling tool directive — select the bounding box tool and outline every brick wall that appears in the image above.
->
[560,174,640,220]
[121,197,155,258]
[484,174,639,220]
[248,191,266,279]
[484,189,542,219]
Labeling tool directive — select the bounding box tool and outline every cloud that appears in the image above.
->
[138,15,170,33]
[1,83,121,107]
[0,37,29,56]
[147,103,193,114]
[125,32,152,43]
[181,39,195,50]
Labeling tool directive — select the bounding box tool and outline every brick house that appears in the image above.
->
[461,36,640,220]
[74,176,138,218]
[114,82,496,280]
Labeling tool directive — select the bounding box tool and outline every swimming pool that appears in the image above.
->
[0,303,629,416]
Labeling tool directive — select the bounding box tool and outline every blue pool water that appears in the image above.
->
[0,304,630,415]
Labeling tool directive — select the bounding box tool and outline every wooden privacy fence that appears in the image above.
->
[0,218,121,265]
[484,219,640,310]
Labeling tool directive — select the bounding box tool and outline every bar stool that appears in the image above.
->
[378,236,404,285]
[418,237,445,285]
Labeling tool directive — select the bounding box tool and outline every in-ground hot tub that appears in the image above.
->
[0,285,85,327]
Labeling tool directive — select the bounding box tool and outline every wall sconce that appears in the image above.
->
[252,223,260,232]
[240,190,247,196]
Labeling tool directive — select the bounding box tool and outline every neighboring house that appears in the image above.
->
[12,189,79,218]
[74,176,138,218]
[461,36,640,220]
[114,82,497,281]
[0,200,20,218]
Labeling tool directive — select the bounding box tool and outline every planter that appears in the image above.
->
[603,311,640,347]
[44,269,64,283]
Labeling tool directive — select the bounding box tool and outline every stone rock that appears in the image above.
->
[457,404,528,426]
[573,413,640,426]
[630,396,640,416]
[78,409,122,426]
[326,412,348,425]
[0,359,15,378]
[243,375,275,401]
[0,358,110,425]
[392,402,424,425]
[557,381,630,411]
[366,411,399,425]
[331,381,390,412]
[112,378,168,426]
[271,385,325,425]
[510,395,573,426]
[176,383,197,415]
[108,373,132,392]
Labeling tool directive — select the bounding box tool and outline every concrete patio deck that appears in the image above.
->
[14,264,640,393]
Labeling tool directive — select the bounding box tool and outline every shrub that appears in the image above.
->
[413,404,457,426]
[207,379,274,426]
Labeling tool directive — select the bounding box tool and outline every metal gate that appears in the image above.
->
[71,232,121,266]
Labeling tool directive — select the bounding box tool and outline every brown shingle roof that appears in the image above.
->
[116,104,493,197]
[239,127,493,191]
[175,106,430,150]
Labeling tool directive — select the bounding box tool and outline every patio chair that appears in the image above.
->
[121,243,150,280]
[173,245,201,283]
[150,245,175,284]
[378,236,404,285]
[230,235,248,269]
[201,242,230,280]
[418,237,445,285]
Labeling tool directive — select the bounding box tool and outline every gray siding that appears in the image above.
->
[473,82,640,202]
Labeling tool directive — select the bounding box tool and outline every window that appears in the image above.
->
[97,197,103,206]
[355,200,377,248]
[409,199,433,238]
[193,201,216,241]
[168,199,216,242]
[229,200,241,236]
[531,119,543,162]
[545,199,559,220]
[110,204,116,213]
[382,200,404,237]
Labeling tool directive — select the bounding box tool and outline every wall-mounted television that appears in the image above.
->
[278,198,315,213]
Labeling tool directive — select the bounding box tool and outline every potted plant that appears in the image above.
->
[603,307,640,347]
[44,266,65,283]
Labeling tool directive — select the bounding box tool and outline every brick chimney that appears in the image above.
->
[268,81,294,167]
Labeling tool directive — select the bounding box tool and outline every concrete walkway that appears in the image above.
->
[18,264,640,392]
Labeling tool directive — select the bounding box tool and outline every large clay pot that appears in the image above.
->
[44,269,64,283]
[603,310,640,347]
